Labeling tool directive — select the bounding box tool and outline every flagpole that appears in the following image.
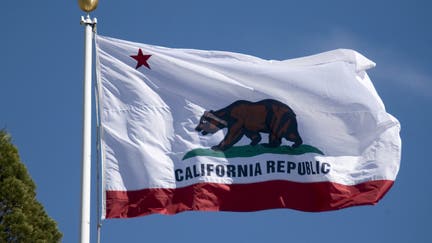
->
[79,1,98,243]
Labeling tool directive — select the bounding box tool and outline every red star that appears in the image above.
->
[130,49,151,69]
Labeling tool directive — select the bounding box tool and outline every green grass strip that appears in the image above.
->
[182,144,324,160]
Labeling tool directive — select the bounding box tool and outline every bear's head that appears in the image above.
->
[195,111,227,135]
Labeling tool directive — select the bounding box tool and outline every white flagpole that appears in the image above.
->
[78,1,98,242]
[79,14,96,243]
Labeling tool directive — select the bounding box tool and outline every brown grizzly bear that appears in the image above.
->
[195,99,303,151]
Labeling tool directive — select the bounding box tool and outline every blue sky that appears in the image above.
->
[1,1,431,242]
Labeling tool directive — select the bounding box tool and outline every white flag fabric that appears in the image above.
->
[95,34,401,219]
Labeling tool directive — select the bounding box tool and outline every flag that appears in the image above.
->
[95,34,401,219]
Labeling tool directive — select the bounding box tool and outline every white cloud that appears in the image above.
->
[302,28,432,100]
[373,63,432,99]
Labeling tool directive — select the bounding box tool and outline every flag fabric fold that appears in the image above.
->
[95,34,401,219]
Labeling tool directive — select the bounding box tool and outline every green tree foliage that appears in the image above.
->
[0,130,62,242]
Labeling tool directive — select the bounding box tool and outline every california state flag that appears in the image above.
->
[95,34,401,219]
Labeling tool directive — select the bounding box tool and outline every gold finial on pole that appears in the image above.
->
[78,0,99,12]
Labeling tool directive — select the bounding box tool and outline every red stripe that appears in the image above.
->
[105,180,394,218]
